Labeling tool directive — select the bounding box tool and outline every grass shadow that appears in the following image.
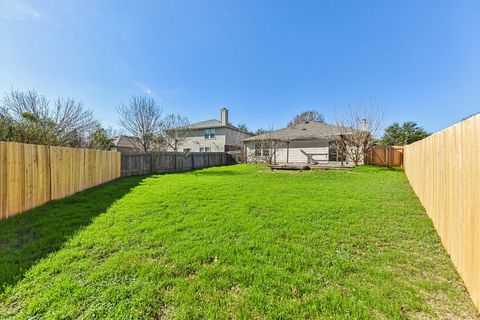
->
[0,175,145,292]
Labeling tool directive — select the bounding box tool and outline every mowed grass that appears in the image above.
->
[0,165,477,319]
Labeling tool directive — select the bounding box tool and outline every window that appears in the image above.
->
[254,144,269,156]
[205,147,211,152]
[204,128,216,139]
[254,144,261,156]
[200,147,204,152]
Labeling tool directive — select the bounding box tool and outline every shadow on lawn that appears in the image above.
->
[0,175,145,292]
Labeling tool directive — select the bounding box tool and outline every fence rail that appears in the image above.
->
[365,146,403,167]
[0,143,236,219]
[121,152,236,176]
[403,114,480,311]
[0,142,121,219]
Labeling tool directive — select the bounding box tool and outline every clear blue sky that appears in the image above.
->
[1,0,479,133]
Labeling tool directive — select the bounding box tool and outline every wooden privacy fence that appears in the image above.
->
[365,146,403,167]
[121,152,236,176]
[404,114,480,311]
[0,141,121,220]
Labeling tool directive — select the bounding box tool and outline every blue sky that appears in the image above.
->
[1,0,479,133]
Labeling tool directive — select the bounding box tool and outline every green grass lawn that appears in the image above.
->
[0,165,477,319]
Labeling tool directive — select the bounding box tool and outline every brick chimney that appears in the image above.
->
[221,107,228,126]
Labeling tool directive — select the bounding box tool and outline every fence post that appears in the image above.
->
[47,145,52,204]
[150,153,153,174]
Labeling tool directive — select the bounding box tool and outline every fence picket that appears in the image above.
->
[404,114,480,311]
[0,141,121,219]
[121,152,236,176]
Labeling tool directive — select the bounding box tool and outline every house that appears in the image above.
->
[112,135,163,152]
[112,135,142,152]
[243,121,363,165]
[175,108,253,153]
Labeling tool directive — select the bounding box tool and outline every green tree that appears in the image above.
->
[380,121,430,146]
[87,124,115,150]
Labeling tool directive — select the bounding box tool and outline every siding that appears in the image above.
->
[245,139,362,164]
[175,128,227,152]
[275,147,328,163]
[175,127,252,152]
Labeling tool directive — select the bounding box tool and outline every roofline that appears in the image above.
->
[172,123,254,135]
[242,130,354,142]
[242,135,343,142]
[242,121,363,142]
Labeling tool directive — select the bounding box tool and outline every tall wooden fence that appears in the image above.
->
[365,146,403,167]
[121,152,236,176]
[403,114,480,311]
[0,142,121,219]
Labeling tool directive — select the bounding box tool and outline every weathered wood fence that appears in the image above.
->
[121,152,236,176]
[365,146,403,167]
[404,114,480,311]
[0,142,121,219]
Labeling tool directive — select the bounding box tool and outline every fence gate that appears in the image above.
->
[365,146,403,167]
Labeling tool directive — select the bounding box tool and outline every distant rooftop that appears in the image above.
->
[113,135,140,148]
[180,108,253,135]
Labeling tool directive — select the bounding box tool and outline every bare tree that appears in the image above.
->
[52,97,96,146]
[225,124,252,162]
[288,110,325,127]
[246,128,284,165]
[237,123,248,133]
[3,89,51,120]
[1,89,96,147]
[161,114,190,151]
[118,95,163,151]
[329,105,384,165]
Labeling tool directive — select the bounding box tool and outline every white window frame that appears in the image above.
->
[205,128,216,139]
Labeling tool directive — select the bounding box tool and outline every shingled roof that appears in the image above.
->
[186,119,227,129]
[179,119,253,135]
[243,121,358,142]
[112,135,141,148]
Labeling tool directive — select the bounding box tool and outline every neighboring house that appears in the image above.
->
[112,135,142,152]
[174,108,253,152]
[243,121,363,164]
[112,135,162,152]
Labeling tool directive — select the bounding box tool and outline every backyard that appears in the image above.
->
[0,164,477,319]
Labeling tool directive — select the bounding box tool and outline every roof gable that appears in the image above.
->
[186,119,223,129]
[179,119,253,136]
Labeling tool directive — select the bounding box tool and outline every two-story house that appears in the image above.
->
[176,108,253,152]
